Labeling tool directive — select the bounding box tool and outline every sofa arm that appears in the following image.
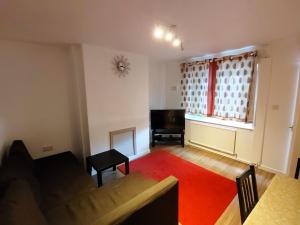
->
[96,176,179,225]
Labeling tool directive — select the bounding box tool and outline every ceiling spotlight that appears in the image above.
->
[165,31,174,42]
[172,38,181,47]
[153,26,164,39]
[152,24,183,50]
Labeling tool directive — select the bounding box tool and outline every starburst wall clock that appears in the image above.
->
[112,55,130,77]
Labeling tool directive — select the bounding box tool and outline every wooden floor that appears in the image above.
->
[100,144,274,225]
[152,144,274,225]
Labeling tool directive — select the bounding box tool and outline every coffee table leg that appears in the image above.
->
[86,158,92,175]
[125,160,129,175]
[97,171,103,187]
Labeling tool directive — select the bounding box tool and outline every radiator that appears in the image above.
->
[189,122,237,155]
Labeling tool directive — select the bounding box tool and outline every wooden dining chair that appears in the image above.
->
[236,165,259,224]
[295,158,300,179]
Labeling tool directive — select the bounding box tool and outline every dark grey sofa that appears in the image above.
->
[0,140,178,225]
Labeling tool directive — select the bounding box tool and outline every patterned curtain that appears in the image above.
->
[213,55,255,121]
[246,63,257,123]
[180,62,210,115]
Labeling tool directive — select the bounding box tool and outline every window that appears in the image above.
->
[180,51,257,124]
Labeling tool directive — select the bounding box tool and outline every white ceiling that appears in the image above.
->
[0,0,299,60]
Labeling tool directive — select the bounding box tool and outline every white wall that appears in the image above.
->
[82,44,150,157]
[165,61,182,109]
[149,60,166,109]
[148,60,182,110]
[0,40,82,160]
[68,44,90,163]
[260,37,300,173]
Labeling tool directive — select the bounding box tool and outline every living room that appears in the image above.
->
[0,1,300,225]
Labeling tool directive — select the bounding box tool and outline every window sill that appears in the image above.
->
[185,114,254,130]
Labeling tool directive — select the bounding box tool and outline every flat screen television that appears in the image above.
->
[150,109,185,130]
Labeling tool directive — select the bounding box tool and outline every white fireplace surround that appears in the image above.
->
[109,127,136,157]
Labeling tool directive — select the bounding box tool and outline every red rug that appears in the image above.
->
[118,150,236,225]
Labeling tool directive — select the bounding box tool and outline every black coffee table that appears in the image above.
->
[86,149,129,187]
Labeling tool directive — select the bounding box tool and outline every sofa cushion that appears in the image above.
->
[44,173,158,225]
[0,179,48,225]
[34,151,96,211]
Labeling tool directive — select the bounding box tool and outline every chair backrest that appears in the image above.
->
[236,165,259,224]
[295,158,300,179]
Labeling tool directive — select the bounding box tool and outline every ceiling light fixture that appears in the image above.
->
[153,24,183,51]
[153,26,164,39]
[165,31,174,42]
[172,38,181,47]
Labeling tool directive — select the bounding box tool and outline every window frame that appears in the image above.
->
[183,58,260,129]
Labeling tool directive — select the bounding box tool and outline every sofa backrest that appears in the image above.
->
[8,140,33,168]
[0,140,39,200]
[98,176,179,225]
[0,140,47,225]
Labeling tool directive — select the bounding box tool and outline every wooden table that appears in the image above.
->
[244,174,300,225]
[86,149,129,187]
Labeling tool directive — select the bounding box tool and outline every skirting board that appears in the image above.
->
[186,141,283,175]
[258,164,285,175]
[129,149,150,161]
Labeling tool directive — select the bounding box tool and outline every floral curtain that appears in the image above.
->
[180,52,256,122]
[180,62,210,115]
[213,55,255,121]
[246,64,257,123]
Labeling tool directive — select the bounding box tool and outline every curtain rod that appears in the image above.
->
[181,51,257,67]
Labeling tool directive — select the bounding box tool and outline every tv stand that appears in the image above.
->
[151,129,184,147]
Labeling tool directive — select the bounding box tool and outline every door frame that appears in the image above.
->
[287,70,300,176]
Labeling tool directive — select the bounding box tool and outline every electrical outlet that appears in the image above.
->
[42,145,53,152]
